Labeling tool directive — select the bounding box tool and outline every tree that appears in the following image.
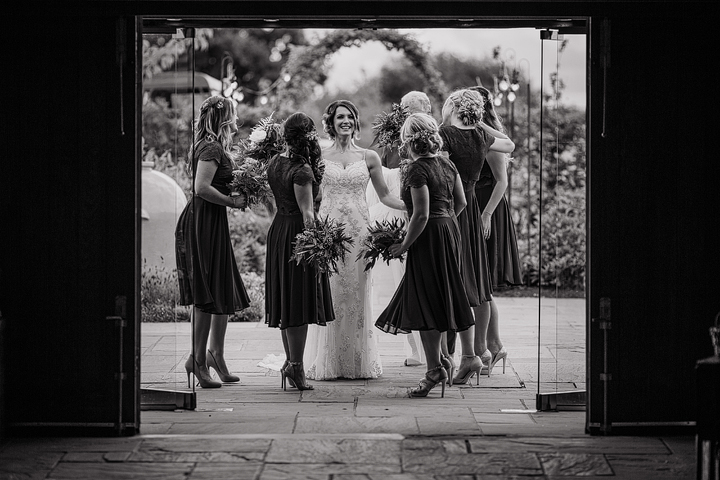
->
[192,29,308,105]
[142,30,213,82]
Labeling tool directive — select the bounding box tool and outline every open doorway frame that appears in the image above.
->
[136,14,593,433]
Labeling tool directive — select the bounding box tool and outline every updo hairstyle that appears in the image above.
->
[283,112,324,183]
[399,113,443,158]
[468,85,505,133]
[322,99,361,140]
[443,89,485,126]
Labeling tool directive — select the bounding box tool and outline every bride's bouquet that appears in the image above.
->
[370,103,410,148]
[290,216,354,276]
[356,218,407,272]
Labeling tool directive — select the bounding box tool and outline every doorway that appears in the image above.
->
[138,18,588,432]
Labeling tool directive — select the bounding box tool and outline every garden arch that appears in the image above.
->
[273,29,449,113]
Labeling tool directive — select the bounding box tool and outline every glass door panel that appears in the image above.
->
[536,30,587,410]
[140,28,198,407]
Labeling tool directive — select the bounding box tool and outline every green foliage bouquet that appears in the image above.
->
[290,216,354,276]
[356,218,407,272]
[371,103,409,148]
[239,112,286,163]
[227,157,272,208]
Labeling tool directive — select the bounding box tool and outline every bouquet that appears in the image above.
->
[290,216,354,276]
[227,157,272,208]
[239,112,285,163]
[371,103,410,149]
[356,218,407,272]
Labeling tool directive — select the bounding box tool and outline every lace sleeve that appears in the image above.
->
[197,142,223,164]
[480,129,496,157]
[292,163,314,186]
[405,162,428,189]
[439,126,451,152]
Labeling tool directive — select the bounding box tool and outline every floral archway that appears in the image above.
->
[273,30,448,114]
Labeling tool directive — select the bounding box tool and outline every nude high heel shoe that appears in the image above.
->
[184,355,221,389]
[487,347,508,376]
[452,355,482,385]
[479,349,492,377]
[440,354,456,386]
[207,350,239,383]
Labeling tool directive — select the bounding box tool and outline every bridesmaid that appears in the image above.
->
[439,88,515,383]
[470,86,523,374]
[265,112,335,391]
[175,96,251,389]
[375,113,475,398]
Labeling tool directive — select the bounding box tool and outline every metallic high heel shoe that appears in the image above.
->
[184,354,221,389]
[440,354,456,386]
[280,360,296,388]
[283,361,314,391]
[452,355,482,385]
[207,350,239,383]
[408,365,448,398]
[487,347,508,376]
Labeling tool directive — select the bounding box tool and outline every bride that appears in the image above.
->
[304,99,405,380]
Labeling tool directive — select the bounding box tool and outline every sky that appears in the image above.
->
[305,28,586,108]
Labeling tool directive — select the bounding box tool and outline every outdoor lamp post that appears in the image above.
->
[515,58,533,265]
[493,66,517,208]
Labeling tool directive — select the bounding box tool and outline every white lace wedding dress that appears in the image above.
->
[304,151,383,380]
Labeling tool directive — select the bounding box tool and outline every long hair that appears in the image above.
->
[400,113,443,158]
[469,86,505,133]
[188,95,237,169]
[322,99,361,140]
[283,112,324,184]
[469,85,511,168]
[442,88,484,126]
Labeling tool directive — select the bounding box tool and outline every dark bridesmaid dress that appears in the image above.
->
[375,156,473,335]
[475,160,523,288]
[438,125,495,306]
[175,140,250,314]
[264,154,335,329]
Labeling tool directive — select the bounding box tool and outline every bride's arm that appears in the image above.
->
[366,150,406,211]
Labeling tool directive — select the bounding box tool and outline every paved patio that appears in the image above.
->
[0,264,696,479]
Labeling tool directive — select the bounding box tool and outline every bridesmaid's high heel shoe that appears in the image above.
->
[441,354,456,387]
[452,355,482,385]
[488,347,507,376]
[408,365,448,398]
[184,355,221,389]
[479,349,492,377]
[283,361,314,391]
[281,360,296,388]
[207,350,239,383]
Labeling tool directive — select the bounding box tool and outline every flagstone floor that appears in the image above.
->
[0,265,696,479]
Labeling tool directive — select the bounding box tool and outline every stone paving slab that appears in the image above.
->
[467,436,671,454]
[0,432,697,479]
[402,451,544,476]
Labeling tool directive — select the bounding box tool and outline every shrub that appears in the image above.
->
[140,263,265,322]
[230,271,266,322]
[140,264,191,322]
[518,188,586,291]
